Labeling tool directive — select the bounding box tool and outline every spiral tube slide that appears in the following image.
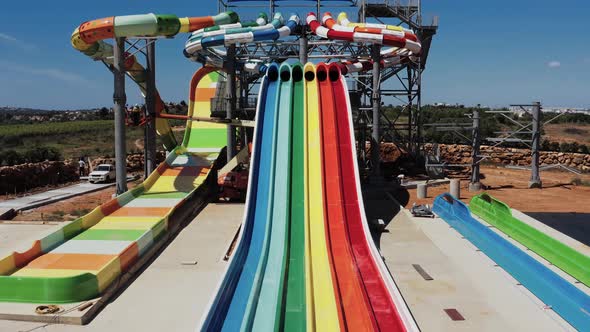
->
[0,68,225,303]
[307,12,419,73]
[198,62,417,331]
[184,13,300,61]
[470,193,590,288]
[71,12,238,151]
[433,193,590,331]
[307,12,421,54]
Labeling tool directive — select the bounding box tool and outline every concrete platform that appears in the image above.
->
[0,202,244,332]
[380,207,575,331]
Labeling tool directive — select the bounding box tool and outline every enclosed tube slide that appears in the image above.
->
[307,12,420,54]
[199,62,417,331]
[433,193,590,331]
[184,13,300,62]
[307,12,420,73]
[71,12,238,151]
[470,193,590,288]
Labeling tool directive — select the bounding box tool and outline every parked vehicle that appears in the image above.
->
[88,164,116,183]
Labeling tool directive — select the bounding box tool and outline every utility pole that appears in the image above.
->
[469,107,481,191]
[144,40,157,178]
[529,101,542,188]
[226,45,237,161]
[371,44,381,179]
[113,37,128,195]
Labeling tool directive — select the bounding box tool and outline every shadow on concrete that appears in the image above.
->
[526,212,590,247]
[362,183,409,250]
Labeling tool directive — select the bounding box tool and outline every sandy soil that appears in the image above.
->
[12,178,143,222]
[406,165,590,213]
[544,123,590,145]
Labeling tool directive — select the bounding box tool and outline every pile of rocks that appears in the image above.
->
[0,161,78,194]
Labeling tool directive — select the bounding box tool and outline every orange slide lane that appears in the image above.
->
[317,63,378,331]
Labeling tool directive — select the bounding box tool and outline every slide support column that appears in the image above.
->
[469,108,481,191]
[144,39,157,178]
[371,44,382,178]
[299,30,308,63]
[529,101,542,188]
[226,44,237,160]
[113,37,128,195]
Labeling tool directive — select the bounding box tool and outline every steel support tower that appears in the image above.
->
[215,0,437,178]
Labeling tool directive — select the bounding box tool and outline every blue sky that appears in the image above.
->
[0,0,588,109]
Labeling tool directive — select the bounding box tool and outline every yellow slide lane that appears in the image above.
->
[304,63,341,331]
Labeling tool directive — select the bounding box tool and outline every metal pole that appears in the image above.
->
[529,101,542,188]
[144,40,157,178]
[299,30,308,64]
[226,44,237,160]
[113,37,128,195]
[469,108,481,191]
[371,44,381,178]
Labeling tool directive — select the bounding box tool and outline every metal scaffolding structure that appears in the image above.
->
[102,1,438,195]
[216,0,438,179]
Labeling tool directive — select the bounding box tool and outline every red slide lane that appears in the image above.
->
[317,63,378,331]
[330,63,407,331]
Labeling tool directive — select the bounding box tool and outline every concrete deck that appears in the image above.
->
[380,206,575,331]
[0,176,138,216]
[0,202,244,332]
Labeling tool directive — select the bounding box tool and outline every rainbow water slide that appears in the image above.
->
[433,193,590,331]
[470,193,590,287]
[199,61,417,331]
[0,68,226,303]
[71,12,238,151]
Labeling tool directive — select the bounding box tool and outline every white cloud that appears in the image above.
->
[547,61,561,68]
[0,32,37,51]
[0,33,18,42]
[0,60,91,84]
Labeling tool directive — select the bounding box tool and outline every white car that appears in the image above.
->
[88,164,116,183]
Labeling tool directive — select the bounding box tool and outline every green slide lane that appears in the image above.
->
[284,62,307,331]
[470,193,590,287]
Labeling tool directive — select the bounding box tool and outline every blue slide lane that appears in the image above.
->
[222,63,282,331]
[200,67,271,331]
[433,193,590,331]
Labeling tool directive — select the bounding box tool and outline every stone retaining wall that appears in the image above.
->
[0,161,78,194]
[424,143,590,172]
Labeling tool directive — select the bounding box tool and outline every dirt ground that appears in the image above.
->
[12,178,143,222]
[406,165,590,213]
[8,164,589,222]
[544,123,590,145]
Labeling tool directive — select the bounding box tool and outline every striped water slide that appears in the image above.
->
[470,193,590,287]
[0,68,226,303]
[433,193,590,331]
[199,62,418,331]
[307,12,420,74]
[71,11,238,151]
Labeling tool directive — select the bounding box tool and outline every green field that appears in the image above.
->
[0,120,180,165]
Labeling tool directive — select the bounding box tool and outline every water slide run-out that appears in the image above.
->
[469,193,590,287]
[433,194,590,331]
[0,68,226,303]
[200,62,417,331]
